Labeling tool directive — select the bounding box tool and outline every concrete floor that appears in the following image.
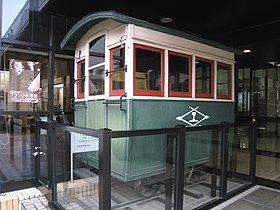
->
[212,185,280,210]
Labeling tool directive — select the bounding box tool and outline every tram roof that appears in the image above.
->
[60,10,241,55]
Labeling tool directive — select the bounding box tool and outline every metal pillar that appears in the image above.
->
[220,122,229,198]
[98,128,112,210]
[174,124,185,210]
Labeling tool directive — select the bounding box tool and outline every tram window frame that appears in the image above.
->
[110,45,126,96]
[195,57,214,98]
[134,44,164,97]
[76,60,85,99]
[217,62,232,99]
[168,51,192,97]
[88,35,106,96]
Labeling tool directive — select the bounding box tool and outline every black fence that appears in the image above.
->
[34,120,256,210]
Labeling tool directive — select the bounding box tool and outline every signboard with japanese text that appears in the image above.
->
[9,59,41,103]
[71,132,99,153]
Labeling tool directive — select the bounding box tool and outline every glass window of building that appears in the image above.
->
[88,35,105,96]
[168,52,192,97]
[195,57,214,98]
[134,44,164,96]
[217,62,231,99]
[110,46,125,96]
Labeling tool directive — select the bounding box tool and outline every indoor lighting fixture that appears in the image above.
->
[160,17,172,23]
[243,49,251,53]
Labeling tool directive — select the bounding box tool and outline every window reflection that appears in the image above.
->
[89,66,105,96]
[135,45,163,96]
[169,52,191,97]
[88,35,105,96]
[89,36,105,67]
[195,58,213,98]
[111,47,125,92]
[217,62,231,99]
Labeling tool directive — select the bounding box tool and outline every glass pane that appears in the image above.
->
[252,69,266,116]
[57,129,100,209]
[169,53,191,93]
[111,134,174,209]
[0,114,47,190]
[135,47,162,91]
[76,61,85,99]
[256,120,280,181]
[228,125,251,188]
[89,36,105,67]
[217,63,230,98]
[184,129,222,208]
[195,59,213,96]
[112,47,125,91]
[237,68,251,114]
[89,66,105,96]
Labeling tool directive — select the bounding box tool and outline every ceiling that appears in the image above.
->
[45,0,280,68]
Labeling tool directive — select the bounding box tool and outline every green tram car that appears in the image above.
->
[61,11,238,184]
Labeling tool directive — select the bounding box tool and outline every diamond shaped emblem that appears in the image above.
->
[176,106,209,127]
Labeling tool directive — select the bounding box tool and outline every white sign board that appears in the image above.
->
[71,132,99,153]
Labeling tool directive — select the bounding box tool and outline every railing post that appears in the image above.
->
[165,134,175,210]
[98,128,112,210]
[249,119,256,184]
[210,128,218,197]
[220,122,229,198]
[50,121,57,203]
[174,124,185,210]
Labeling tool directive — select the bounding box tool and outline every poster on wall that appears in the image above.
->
[9,59,41,103]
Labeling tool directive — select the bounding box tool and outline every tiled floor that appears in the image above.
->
[2,185,279,210]
[212,185,280,210]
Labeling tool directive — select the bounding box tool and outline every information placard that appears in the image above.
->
[71,132,99,153]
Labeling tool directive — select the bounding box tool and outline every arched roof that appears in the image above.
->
[60,10,241,54]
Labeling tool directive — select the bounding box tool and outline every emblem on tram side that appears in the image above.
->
[176,106,209,127]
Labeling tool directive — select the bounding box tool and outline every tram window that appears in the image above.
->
[134,44,164,96]
[195,58,214,98]
[168,52,192,97]
[88,35,105,96]
[76,61,85,99]
[89,35,105,67]
[110,46,125,96]
[217,62,231,99]
[89,65,105,96]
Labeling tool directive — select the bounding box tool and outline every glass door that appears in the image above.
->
[254,68,280,184]
[0,45,49,192]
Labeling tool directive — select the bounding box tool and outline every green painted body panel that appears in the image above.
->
[74,99,233,182]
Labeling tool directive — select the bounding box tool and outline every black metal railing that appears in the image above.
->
[34,120,256,210]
